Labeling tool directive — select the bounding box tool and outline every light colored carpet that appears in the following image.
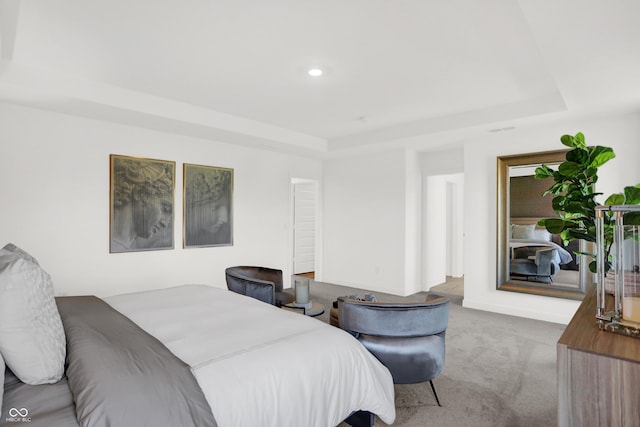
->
[292,277,565,427]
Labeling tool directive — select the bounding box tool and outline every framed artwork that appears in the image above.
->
[109,154,176,253]
[183,163,234,248]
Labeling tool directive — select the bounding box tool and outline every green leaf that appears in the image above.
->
[566,148,589,165]
[551,196,565,211]
[585,167,598,178]
[534,165,555,179]
[544,218,568,234]
[624,212,640,225]
[588,259,613,274]
[565,201,588,214]
[588,146,615,168]
[560,134,576,148]
[605,193,625,206]
[561,133,587,149]
[549,182,565,194]
[558,161,582,177]
[565,190,588,203]
[624,186,640,204]
[568,230,596,242]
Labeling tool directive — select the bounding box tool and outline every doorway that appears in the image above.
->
[423,173,464,290]
[292,180,317,276]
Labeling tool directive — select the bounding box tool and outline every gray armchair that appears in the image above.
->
[225,266,295,307]
[339,295,450,406]
[510,248,559,283]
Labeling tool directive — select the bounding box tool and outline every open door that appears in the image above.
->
[292,181,316,275]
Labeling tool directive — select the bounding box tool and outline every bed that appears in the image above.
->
[509,218,574,266]
[0,244,396,427]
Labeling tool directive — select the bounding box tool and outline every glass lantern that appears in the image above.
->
[596,205,640,337]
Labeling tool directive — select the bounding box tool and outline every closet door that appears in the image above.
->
[293,182,315,274]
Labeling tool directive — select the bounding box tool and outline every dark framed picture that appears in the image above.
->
[183,163,234,248]
[109,154,176,253]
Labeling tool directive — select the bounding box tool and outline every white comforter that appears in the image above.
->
[105,285,396,427]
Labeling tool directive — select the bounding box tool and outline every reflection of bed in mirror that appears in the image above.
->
[509,217,579,286]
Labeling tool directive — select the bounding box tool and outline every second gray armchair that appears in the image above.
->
[339,295,450,406]
[225,266,295,307]
[510,248,559,283]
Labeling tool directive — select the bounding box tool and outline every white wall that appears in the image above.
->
[0,102,322,297]
[463,111,640,324]
[404,149,422,295]
[421,146,464,175]
[323,149,421,295]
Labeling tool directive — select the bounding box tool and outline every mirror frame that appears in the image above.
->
[497,149,590,300]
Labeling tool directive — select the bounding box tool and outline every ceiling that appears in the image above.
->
[0,0,639,156]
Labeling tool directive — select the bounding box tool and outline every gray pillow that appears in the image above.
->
[0,244,66,385]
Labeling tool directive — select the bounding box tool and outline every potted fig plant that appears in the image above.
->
[534,132,640,277]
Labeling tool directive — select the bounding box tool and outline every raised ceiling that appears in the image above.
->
[0,0,639,156]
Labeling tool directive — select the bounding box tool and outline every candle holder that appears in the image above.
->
[293,277,313,310]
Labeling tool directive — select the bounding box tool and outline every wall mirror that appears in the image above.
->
[497,150,591,300]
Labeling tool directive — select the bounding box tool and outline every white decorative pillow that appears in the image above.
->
[511,224,536,239]
[0,244,66,385]
[532,228,552,241]
[2,243,39,264]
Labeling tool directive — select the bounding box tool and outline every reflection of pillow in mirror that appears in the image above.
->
[511,224,536,239]
[532,228,552,241]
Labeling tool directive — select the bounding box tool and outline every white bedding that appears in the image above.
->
[105,285,396,427]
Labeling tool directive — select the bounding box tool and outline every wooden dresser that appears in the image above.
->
[557,285,640,426]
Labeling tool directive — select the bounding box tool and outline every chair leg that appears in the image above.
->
[429,380,442,407]
[344,410,374,427]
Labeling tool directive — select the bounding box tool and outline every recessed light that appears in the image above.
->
[308,68,323,77]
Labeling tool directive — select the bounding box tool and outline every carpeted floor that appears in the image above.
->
[292,277,566,427]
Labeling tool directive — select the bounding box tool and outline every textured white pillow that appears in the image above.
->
[0,244,66,385]
[532,228,552,241]
[511,224,536,239]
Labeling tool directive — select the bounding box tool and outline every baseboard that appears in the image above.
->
[462,298,574,324]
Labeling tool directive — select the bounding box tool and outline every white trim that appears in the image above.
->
[462,298,577,325]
